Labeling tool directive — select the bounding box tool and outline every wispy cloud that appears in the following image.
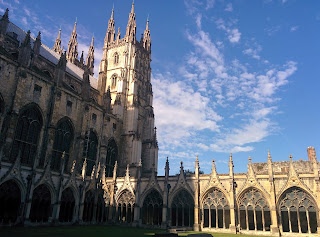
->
[290,26,298,32]
[216,18,241,43]
[225,3,233,12]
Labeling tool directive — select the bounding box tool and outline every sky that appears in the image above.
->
[2,0,320,175]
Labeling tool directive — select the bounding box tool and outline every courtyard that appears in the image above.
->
[0,226,261,237]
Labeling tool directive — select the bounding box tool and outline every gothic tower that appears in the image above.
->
[98,3,158,177]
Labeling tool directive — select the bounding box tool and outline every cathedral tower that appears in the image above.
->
[98,4,158,177]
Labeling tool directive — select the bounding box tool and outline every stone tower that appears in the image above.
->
[98,3,158,177]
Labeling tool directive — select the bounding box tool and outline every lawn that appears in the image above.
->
[0,226,260,237]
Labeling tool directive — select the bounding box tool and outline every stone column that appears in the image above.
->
[162,157,170,228]
[228,153,237,233]
[193,156,200,231]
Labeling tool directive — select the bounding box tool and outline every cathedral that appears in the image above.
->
[0,5,319,236]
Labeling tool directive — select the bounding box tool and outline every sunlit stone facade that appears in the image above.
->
[0,6,319,237]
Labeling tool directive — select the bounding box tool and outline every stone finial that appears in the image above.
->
[248,156,252,163]
[1,8,9,21]
[112,160,118,179]
[66,21,78,63]
[139,159,142,167]
[71,160,76,173]
[289,154,293,161]
[96,162,101,179]
[126,163,130,177]
[229,153,233,162]
[81,158,87,180]
[53,28,63,55]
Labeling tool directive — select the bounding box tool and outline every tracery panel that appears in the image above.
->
[238,188,271,232]
[82,131,98,176]
[278,187,318,234]
[117,190,135,223]
[142,189,163,226]
[202,188,230,229]
[171,189,194,227]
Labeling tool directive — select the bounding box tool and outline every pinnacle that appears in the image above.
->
[131,1,134,13]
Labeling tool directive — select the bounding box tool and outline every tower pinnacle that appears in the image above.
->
[66,21,78,63]
[53,28,63,55]
[86,36,94,75]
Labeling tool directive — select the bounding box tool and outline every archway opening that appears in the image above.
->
[171,189,194,228]
[29,184,51,222]
[59,188,75,222]
[0,180,21,224]
[83,190,94,222]
[142,189,163,226]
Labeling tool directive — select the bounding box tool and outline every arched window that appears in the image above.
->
[117,190,135,223]
[238,188,271,231]
[111,74,117,89]
[105,139,118,177]
[11,106,43,166]
[202,188,230,229]
[59,188,75,222]
[142,189,163,226]
[114,52,119,64]
[171,189,194,227]
[82,131,98,176]
[0,180,21,224]
[278,187,318,234]
[51,119,74,172]
[29,184,52,222]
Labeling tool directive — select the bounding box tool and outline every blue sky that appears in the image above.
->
[2,0,320,175]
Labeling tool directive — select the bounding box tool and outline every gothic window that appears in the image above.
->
[105,139,118,178]
[83,190,94,222]
[171,189,194,227]
[238,188,271,231]
[117,190,135,223]
[202,188,230,229]
[142,189,163,226]
[82,131,98,176]
[11,105,43,166]
[111,74,117,89]
[0,180,21,224]
[114,52,119,64]
[51,119,74,172]
[278,187,318,234]
[59,188,75,222]
[29,184,52,222]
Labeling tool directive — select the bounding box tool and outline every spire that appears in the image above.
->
[86,36,94,75]
[66,21,78,63]
[143,18,151,51]
[126,1,136,42]
[268,149,272,161]
[228,152,234,177]
[33,31,41,56]
[21,30,31,48]
[80,51,84,64]
[0,8,9,36]
[53,28,63,55]
[104,9,115,44]
[2,8,9,21]
[165,157,170,179]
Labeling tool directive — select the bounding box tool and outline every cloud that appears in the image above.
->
[21,16,27,25]
[216,19,241,43]
[225,3,233,12]
[290,26,298,32]
[206,0,215,10]
[243,45,262,60]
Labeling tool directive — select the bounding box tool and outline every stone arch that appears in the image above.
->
[82,189,95,222]
[59,187,75,222]
[51,117,74,172]
[29,184,52,222]
[141,189,163,226]
[82,130,98,176]
[201,187,231,229]
[0,179,22,224]
[277,186,318,234]
[10,103,44,166]
[113,52,119,64]
[170,188,194,228]
[105,138,118,177]
[116,189,135,223]
[111,74,118,89]
[237,187,272,231]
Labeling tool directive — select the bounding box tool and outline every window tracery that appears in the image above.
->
[111,74,117,89]
[202,188,230,229]
[105,139,118,177]
[238,188,271,231]
[278,187,318,234]
[171,189,194,227]
[142,189,163,226]
[117,190,135,223]
[82,131,98,176]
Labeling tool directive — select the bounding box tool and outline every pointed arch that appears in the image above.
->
[237,187,271,231]
[82,189,95,222]
[11,103,43,166]
[277,186,318,234]
[105,138,118,177]
[141,188,163,226]
[82,130,98,176]
[111,74,118,89]
[113,52,119,64]
[116,189,135,223]
[59,187,75,222]
[201,187,230,229]
[170,188,194,228]
[0,179,22,224]
[51,117,74,172]
[29,184,52,222]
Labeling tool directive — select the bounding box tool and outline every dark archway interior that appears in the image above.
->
[0,180,21,224]
[59,188,75,222]
[29,184,52,222]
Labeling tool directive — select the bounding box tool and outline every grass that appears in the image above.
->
[0,226,260,237]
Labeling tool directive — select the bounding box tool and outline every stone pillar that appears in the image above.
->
[267,151,280,235]
[228,153,237,233]
[193,156,200,231]
[162,157,170,228]
[133,161,142,226]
